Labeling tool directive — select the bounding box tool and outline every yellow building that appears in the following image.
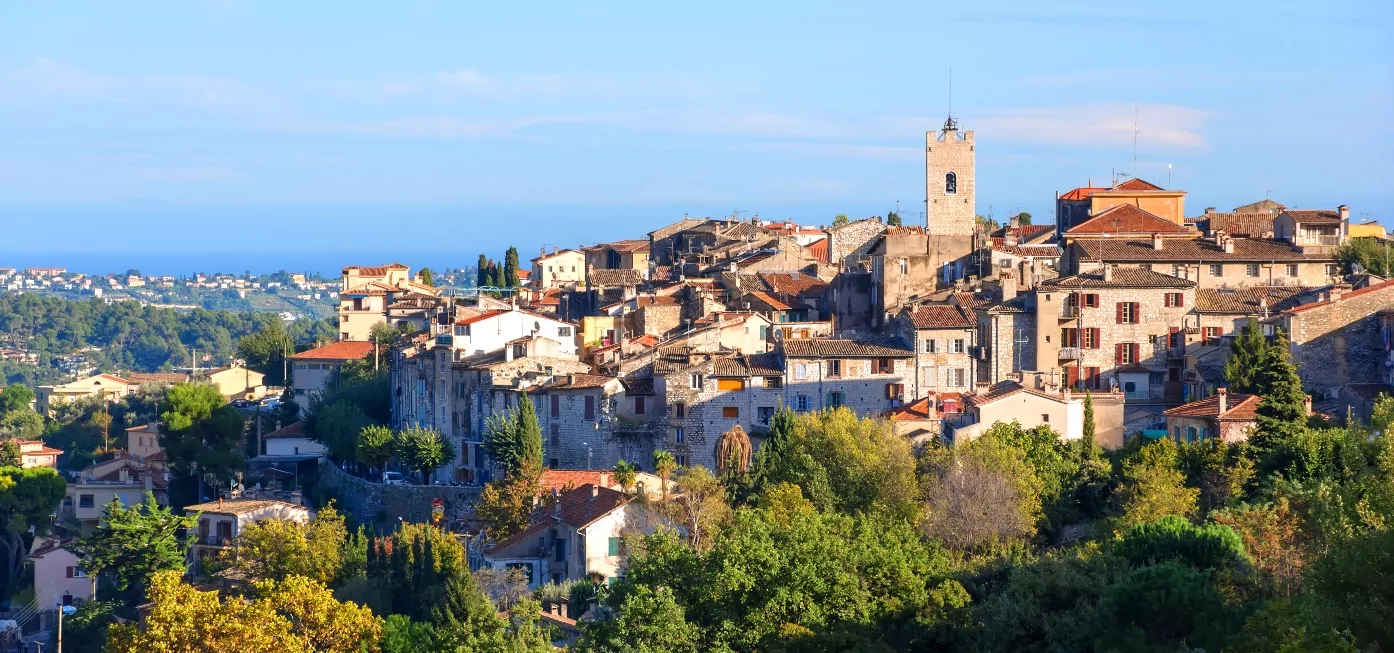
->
[531,249,586,289]
[1349,220,1387,239]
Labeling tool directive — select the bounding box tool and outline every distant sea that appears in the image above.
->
[0,250,479,278]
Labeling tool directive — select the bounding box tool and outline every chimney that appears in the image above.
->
[599,471,609,487]
[1004,230,1018,247]
[1222,237,1235,254]
[1000,272,1018,302]
[218,497,223,509]
[552,488,561,515]
[1102,265,1113,282]
[1152,233,1164,250]
[505,345,514,362]
[1205,207,1215,215]
[567,373,576,386]
[974,381,991,396]
[1009,214,1020,229]
[1217,387,1228,414]
[591,484,600,499]
[1338,205,1350,223]
[559,602,568,619]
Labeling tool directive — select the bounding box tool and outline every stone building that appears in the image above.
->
[1163,388,1260,443]
[778,338,916,414]
[896,303,979,398]
[531,374,628,471]
[1037,267,1197,401]
[638,349,786,470]
[826,217,886,270]
[1268,279,1394,396]
[1069,234,1339,289]
[923,117,977,286]
[584,240,651,279]
[647,218,708,266]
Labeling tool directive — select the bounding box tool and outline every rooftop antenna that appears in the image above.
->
[943,69,957,132]
[1132,106,1140,175]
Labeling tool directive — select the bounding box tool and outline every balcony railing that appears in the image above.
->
[1059,305,1079,319]
[1058,347,1082,360]
[1301,235,1342,246]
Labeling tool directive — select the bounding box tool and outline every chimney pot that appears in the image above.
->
[591,484,599,498]
[1152,233,1165,250]
[1217,387,1228,414]
[1102,265,1114,282]
[599,471,609,487]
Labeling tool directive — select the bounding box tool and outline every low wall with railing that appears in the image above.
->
[317,459,481,527]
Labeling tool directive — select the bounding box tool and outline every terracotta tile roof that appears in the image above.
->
[989,224,1054,242]
[264,421,307,440]
[588,269,644,287]
[487,484,628,553]
[781,338,913,358]
[1164,392,1261,420]
[962,381,1068,408]
[905,304,976,329]
[1113,177,1166,191]
[1282,209,1342,224]
[289,341,375,361]
[454,309,509,326]
[711,352,783,377]
[884,225,928,236]
[529,373,615,392]
[746,291,793,311]
[803,238,829,263]
[1066,204,1189,235]
[591,239,650,253]
[1059,186,1109,201]
[991,241,1063,257]
[183,499,308,516]
[1074,237,1333,263]
[619,377,654,396]
[887,396,935,421]
[953,292,995,311]
[1194,286,1308,313]
[1042,268,1195,289]
[759,271,827,296]
[125,371,190,384]
[343,265,388,276]
[1202,212,1276,238]
[1285,279,1394,314]
[648,218,709,240]
[387,296,437,310]
[539,470,619,494]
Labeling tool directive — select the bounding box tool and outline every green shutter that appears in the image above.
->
[608,537,621,556]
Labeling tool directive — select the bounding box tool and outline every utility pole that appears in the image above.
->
[55,603,64,653]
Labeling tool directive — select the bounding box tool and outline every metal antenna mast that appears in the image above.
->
[1132,106,1140,174]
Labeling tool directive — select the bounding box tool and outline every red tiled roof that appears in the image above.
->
[961,381,1069,408]
[344,265,387,276]
[1202,212,1276,238]
[1042,268,1195,289]
[1060,186,1109,201]
[289,341,375,361]
[803,238,829,263]
[124,372,190,384]
[1067,204,1189,235]
[1194,286,1308,314]
[1282,209,1342,224]
[528,373,615,393]
[1113,177,1166,191]
[746,291,793,311]
[1074,237,1332,263]
[781,338,913,358]
[905,304,976,329]
[990,224,1055,242]
[487,484,628,553]
[759,271,827,296]
[887,396,935,421]
[1285,279,1394,314]
[884,226,927,236]
[633,334,661,347]
[264,421,308,439]
[1164,392,1261,420]
[454,309,509,326]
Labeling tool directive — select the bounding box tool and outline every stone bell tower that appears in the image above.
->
[923,116,977,284]
[926,116,976,237]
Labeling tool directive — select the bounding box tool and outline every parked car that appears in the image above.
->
[382,471,407,486]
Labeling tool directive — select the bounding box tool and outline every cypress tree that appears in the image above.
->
[1082,389,1099,459]
[476,254,489,288]
[503,246,520,289]
[515,394,543,474]
[1225,319,1267,394]
[1250,330,1310,477]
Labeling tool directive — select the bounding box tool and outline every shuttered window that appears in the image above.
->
[717,378,746,391]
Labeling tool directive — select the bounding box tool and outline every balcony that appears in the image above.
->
[1059,305,1079,320]
[434,334,454,347]
[1058,347,1082,361]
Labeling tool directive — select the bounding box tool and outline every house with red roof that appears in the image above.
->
[35,373,135,415]
[477,483,632,588]
[338,263,439,342]
[1164,388,1261,443]
[1055,177,1186,237]
[288,340,377,412]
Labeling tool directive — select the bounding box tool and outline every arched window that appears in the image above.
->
[945,172,957,194]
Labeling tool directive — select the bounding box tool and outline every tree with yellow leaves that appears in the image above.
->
[216,503,349,585]
[106,570,382,653]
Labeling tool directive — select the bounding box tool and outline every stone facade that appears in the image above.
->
[895,311,978,398]
[926,120,976,238]
[1274,280,1394,396]
[780,339,916,416]
[826,218,886,270]
[645,351,784,470]
[318,459,480,526]
[532,375,628,471]
[829,271,874,332]
[980,304,1038,384]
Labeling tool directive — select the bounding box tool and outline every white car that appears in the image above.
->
[382,472,407,486]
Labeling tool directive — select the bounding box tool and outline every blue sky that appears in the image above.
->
[1,0,1391,269]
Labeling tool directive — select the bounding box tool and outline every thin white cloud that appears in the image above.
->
[973,104,1211,149]
[742,142,921,162]
[2,59,290,114]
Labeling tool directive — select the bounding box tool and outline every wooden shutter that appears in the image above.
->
[1116,303,1124,324]
[1131,343,1141,362]
[1067,366,1079,389]
[1115,343,1124,364]
[66,566,74,578]
[1176,293,1184,307]
[1132,303,1141,323]
[1090,328,1102,349]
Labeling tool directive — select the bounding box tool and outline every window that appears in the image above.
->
[758,325,768,339]
[722,406,740,419]
[554,538,567,562]
[1286,264,1299,276]
[1126,381,1137,392]
[1117,343,1140,364]
[1174,426,1182,440]
[674,427,685,444]
[558,326,572,337]
[945,172,957,194]
[1203,326,1222,342]
[675,454,689,467]
[828,391,846,408]
[549,457,559,468]
[950,339,965,354]
[886,383,905,399]
[674,402,686,419]
[1117,302,1139,324]
[1173,265,1185,277]
[1186,427,1197,443]
[924,339,937,353]
[1042,413,1050,423]
[1083,327,1101,349]
[1326,264,1341,277]
[633,396,646,414]
[717,378,746,391]
[1082,293,1100,308]
[689,374,702,390]
[608,537,622,556]
[1246,263,1261,277]
[874,358,894,374]
[584,396,595,420]
[66,566,87,579]
[1209,263,1224,277]
[796,395,810,411]
[1085,366,1101,389]
[828,360,842,377]
[764,376,782,389]
[550,423,560,446]
[78,495,94,509]
[794,363,807,380]
[550,395,559,417]
[948,368,966,387]
[899,258,908,276]
[757,407,774,424]
[1164,292,1184,308]
[1139,263,1152,272]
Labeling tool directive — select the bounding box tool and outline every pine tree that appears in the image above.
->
[1250,330,1310,478]
[886,211,902,226]
[476,255,489,288]
[1225,319,1267,394]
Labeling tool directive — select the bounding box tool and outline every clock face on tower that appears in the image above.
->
[945,172,957,194]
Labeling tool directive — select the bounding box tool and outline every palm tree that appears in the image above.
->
[612,460,638,494]
[652,449,677,500]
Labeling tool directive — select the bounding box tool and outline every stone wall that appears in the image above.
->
[1286,283,1394,395]
[982,310,1037,384]
[827,218,886,269]
[926,128,975,238]
[317,459,481,526]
